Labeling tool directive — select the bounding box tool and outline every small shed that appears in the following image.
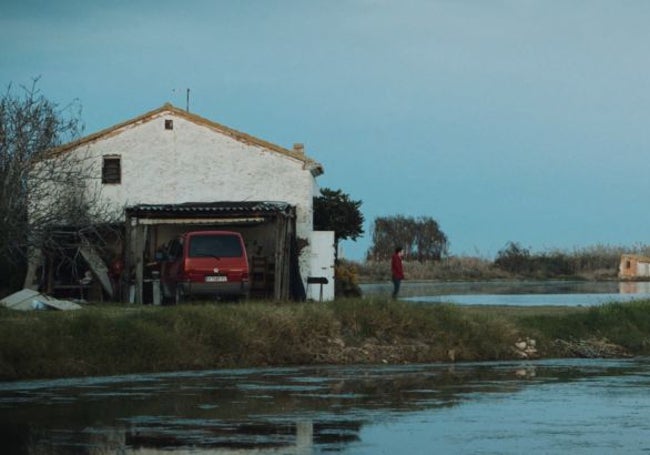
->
[124,201,301,303]
[618,254,650,279]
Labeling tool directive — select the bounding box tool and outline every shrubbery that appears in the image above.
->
[335,260,362,297]
[357,256,505,282]
[493,243,648,279]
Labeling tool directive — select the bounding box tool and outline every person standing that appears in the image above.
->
[391,246,405,299]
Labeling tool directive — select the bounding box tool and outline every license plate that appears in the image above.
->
[205,275,227,283]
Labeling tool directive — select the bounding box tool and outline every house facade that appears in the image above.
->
[27,104,334,302]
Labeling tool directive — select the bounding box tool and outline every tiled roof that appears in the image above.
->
[45,104,324,176]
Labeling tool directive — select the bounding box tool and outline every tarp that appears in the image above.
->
[0,289,82,311]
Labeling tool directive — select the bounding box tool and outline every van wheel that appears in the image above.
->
[175,286,184,305]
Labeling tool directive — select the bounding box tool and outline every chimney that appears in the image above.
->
[293,143,305,154]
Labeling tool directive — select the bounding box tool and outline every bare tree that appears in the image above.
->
[0,79,82,262]
[0,78,120,294]
[28,146,120,243]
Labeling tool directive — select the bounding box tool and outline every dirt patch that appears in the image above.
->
[315,337,440,364]
[553,338,632,358]
[313,336,633,365]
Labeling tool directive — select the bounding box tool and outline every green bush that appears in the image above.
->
[335,260,362,297]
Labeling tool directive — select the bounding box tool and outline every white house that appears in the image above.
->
[27,104,335,302]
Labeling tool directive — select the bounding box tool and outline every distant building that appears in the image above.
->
[618,254,650,279]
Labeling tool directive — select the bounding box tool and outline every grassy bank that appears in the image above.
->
[2,298,650,381]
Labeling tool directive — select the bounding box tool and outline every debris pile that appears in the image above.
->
[0,289,82,311]
[554,338,631,358]
[513,337,538,359]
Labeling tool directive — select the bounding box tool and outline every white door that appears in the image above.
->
[308,231,335,301]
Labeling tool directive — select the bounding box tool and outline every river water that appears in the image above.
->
[1,358,650,454]
[360,280,650,306]
[3,281,650,454]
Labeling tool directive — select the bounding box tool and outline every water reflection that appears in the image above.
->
[361,280,650,306]
[1,359,649,453]
[619,280,650,294]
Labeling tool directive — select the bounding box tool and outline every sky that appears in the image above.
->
[2,0,650,260]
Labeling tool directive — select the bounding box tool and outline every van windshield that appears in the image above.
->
[188,234,243,258]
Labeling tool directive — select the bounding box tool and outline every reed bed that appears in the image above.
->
[354,243,650,283]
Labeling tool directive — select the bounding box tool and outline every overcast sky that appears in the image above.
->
[2,0,650,260]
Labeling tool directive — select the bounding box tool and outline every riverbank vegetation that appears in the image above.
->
[352,243,650,283]
[2,297,650,381]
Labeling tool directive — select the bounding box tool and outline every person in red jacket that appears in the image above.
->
[391,246,405,299]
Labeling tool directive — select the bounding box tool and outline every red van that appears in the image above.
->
[159,230,250,303]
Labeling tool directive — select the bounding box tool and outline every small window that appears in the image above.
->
[165,119,173,130]
[102,156,121,184]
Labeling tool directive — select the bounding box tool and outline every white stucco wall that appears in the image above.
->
[43,109,322,288]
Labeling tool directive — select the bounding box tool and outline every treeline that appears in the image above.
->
[351,242,650,283]
[366,215,448,261]
[492,242,626,279]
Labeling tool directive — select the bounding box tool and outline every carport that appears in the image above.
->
[123,201,300,304]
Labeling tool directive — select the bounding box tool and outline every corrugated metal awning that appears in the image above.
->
[125,201,294,220]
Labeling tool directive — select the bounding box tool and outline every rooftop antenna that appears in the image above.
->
[171,88,191,112]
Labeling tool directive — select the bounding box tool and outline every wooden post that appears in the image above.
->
[123,213,133,303]
[274,214,287,300]
[134,224,147,304]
